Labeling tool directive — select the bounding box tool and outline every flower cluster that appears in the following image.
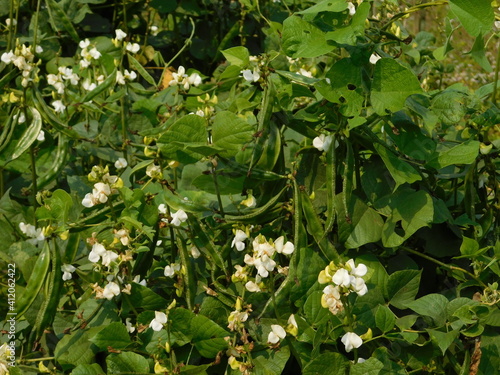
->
[318,259,368,315]
[1,43,40,87]
[169,66,202,91]
[79,38,101,68]
[47,66,80,95]
[82,165,123,208]
[231,233,294,293]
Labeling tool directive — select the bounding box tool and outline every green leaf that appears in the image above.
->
[374,143,421,189]
[427,140,479,169]
[191,314,229,358]
[158,114,207,164]
[430,89,469,125]
[467,34,492,72]
[375,305,396,333]
[303,352,348,375]
[89,322,132,350]
[55,329,100,370]
[47,0,80,42]
[222,46,249,68]
[282,16,335,58]
[449,0,494,37]
[252,346,290,375]
[11,107,42,160]
[350,357,384,375]
[382,190,434,247]
[426,328,460,355]
[70,364,105,375]
[129,283,169,310]
[315,58,364,116]
[325,2,370,46]
[212,111,254,157]
[459,236,480,257]
[407,294,449,327]
[297,0,347,14]
[387,269,421,310]
[304,291,329,326]
[370,59,422,115]
[106,352,150,374]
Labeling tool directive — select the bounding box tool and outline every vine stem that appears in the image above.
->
[165,18,196,68]
[382,1,448,31]
[30,146,38,207]
[401,246,488,288]
[211,160,225,216]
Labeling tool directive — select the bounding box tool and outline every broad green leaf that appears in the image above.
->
[430,89,469,125]
[385,122,436,162]
[427,140,479,169]
[382,190,434,247]
[252,346,290,375]
[350,357,384,375]
[282,16,335,58]
[426,328,460,355]
[89,322,132,350]
[70,364,105,375]
[11,107,42,160]
[396,314,418,330]
[106,352,150,374]
[459,236,479,257]
[304,291,329,326]
[191,314,229,358]
[370,59,422,115]
[325,2,370,46]
[407,293,449,327]
[375,305,396,333]
[222,46,249,68]
[129,283,169,310]
[449,0,494,37]
[315,58,364,116]
[406,95,439,134]
[303,352,347,375]
[297,0,347,14]
[387,270,421,310]
[47,0,80,42]
[212,111,254,157]
[290,247,327,307]
[55,329,100,370]
[374,143,422,189]
[158,114,207,164]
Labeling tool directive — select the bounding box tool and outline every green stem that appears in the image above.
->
[120,96,128,160]
[401,246,487,288]
[211,161,225,216]
[32,0,42,48]
[382,1,448,31]
[30,146,38,207]
[165,18,196,68]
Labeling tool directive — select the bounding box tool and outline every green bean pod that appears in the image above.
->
[323,134,337,239]
[177,235,196,311]
[0,107,17,154]
[16,242,50,318]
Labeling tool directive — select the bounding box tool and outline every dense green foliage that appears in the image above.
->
[0,0,499,374]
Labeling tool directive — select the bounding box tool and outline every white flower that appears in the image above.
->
[158,203,168,214]
[132,275,147,286]
[495,21,500,29]
[79,39,91,49]
[93,182,111,203]
[1,51,15,64]
[254,255,276,278]
[37,130,45,142]
[150,25,159,36]
[245,280,261,292]
[164,263,180,277]
[124,69,137,81]
[19,222,45,243]
[188,72,202,87]
[347,2,356,16]
[88,243,106,263]
[332,268,351,287]
[346,259,367,277]
[115,157,128,169]
[61,264,76,281]
[35,45,43,54]
[369,53,381,65]
[298,68,313,78]
[321,284,344,315]
[82,193,95,208]
[103,281,121,300]
[274,236,294,255]
[115,229,130,246]
[149,311,168,331]
[5,18,17,26]
[52,100,66,113]
[170,209,188,226]
[17,112,26,124]
[231,230,248,251]
[268,324,286,344]
[82,78,97,91]
[341,332,363,352]
[88,47,101,60]
[125,318,135,333]
[116,71,125,85]
[126,42,140,54]
[115,29,127,41]
[190,246,201,258]
[242,68,260,82]
[313,134,332,152]
[146,163,161,178]
[350,276,368,296]
[101,250,119,267]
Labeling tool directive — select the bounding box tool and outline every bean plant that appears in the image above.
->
[0,0,499,374]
